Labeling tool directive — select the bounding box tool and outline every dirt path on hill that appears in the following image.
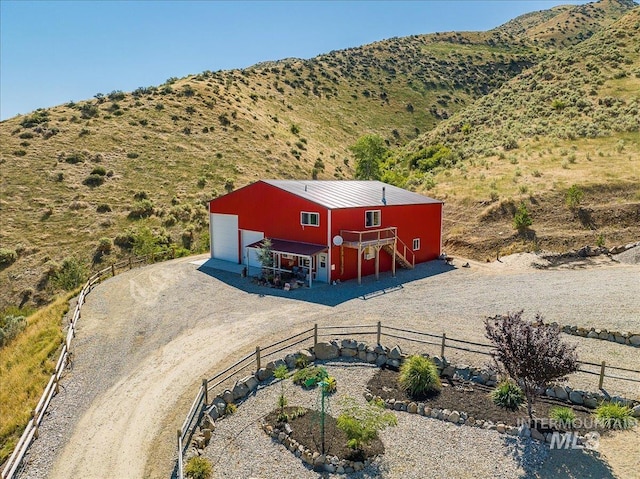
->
[17,253,640,479]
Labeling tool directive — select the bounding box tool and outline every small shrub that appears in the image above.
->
[399,355,441,397]
[52,257,87,291]
[91,166,107,176]
[128,199,154,219]
[83,174,105,187]
[550,406,576,428]
[292,366,328,388]
[513,202,532,231]
[96,204,112,213]
[225,403,237,415]
[596,233,605,248]
[594,402,637,430]
[566,184,584,210]
[96,237,113,254]
[274,364,288,422]
[491,380,525,410]
[0,315,27,347]
[13,150,27,157]
[337,396,397,451]
[127,152,139,159]
[295,355,309,369]
[290,124,300,135]
[133,191,149,200]
[0,248,18,266]
[322,376,337,394]
[184,456,213,479]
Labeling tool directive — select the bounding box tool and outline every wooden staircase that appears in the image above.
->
[383,244,414,269]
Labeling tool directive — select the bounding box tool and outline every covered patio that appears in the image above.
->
[246,238,328,287]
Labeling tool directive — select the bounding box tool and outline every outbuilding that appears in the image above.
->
[208,180,443,285]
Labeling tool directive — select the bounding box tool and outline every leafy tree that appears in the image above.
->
[349,134,388,180]
[337,396,397,453]
[256,238,274,275]
[484,311,578,420]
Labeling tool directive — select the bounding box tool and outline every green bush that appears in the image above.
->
[0,248,18,266]
[337,396,397,451]
[96,204,112,213]
[322,376,337,394]
[91,166,107,176]
[83,174,105,187]
[550,406,576,428]
[292,366,328,388]
[96,237,113,254]
[566,184,584,210]
[491,380,525,411]
[52,257,87,291]
[398,355,441,397]
[128,199,154,219]
[513,202,532,231]
[0,315,27,348]
[184,456,213,479]
[594,402,637,430]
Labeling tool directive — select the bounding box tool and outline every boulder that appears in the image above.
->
[442,365,455,378]
[629,335,640,346]
[232,381,249,401]
[298,348,315,363]
[341,348,358,358]
[386,358,401,369]
[341,339,358,349]
[375,354,387,367]
[242,375,259,392]
[257,367,273,381]
[496,423,506,434]
[366,352,377,363]
[408,402,418,414]
[615,335,626,344]
[455,366,471,381]
[207,404,220,420]
[388,345,402,360]
[583,395,598,409]
[598,331,609,340]
[569,390,584,405]
[545,388,555,398]
[373,344,387,355]
[265,358,286,370]
[284,353,298,369]
[631,405,640,418]
[222,389,234,404]
[587,330,599,339]
[314,342,339,360]
[531,428,545,442]
[358,350,368,361]
[553,386,569,401]
[448,411,460,423]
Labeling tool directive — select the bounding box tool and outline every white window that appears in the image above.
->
[365,210,381,228]
[413,238,421,250]
[301,212,319,226]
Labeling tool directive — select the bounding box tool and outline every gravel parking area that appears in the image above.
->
[15,252,640,479]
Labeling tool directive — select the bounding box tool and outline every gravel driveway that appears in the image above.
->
[16,253,640,479]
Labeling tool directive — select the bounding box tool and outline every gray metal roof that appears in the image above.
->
[262,180,441,209]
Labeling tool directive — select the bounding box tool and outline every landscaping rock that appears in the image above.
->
[298,349,315,363]
[531,428,545,442]
[388,345,402,360]
[408,402,418,414]
[545,388,555,398]
[284,353,298,369]
[375,354,387,367]
[442,365,455,377]
[386,358,401,369]
[496,423,506,434]
[314,342,339,360]
[341,348,358,358]
[265,358,286,370]
[553,385,569,401]
[632,405,640,418]
[569,390,584,405]
[587,330,599,339]
[222,389,234,404]
[365,352,377,363]
[358,350,368,361]
[448,411,460,423]
[341,339,358,349]
[629,335,640,346]
[256,367,273,381]
[583,395,598,409]
[615,335,627,344]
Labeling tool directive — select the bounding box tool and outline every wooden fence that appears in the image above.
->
[176,321,640,478]
[1,251,172,479]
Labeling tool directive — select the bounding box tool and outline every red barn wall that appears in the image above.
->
[329,203,442,282]
[209,181,329,250]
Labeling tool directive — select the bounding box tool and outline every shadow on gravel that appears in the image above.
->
[197,259,455,306]
[505,435,616,479]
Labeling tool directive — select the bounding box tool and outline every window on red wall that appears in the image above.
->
[413,238,421,250]
[301,212,320,226]
[365,210,381,228]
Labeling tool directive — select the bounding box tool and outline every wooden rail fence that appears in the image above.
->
[1,250,173,479]
[176,321,640,478]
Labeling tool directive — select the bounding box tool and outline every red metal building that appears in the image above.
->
[208,180,443,285]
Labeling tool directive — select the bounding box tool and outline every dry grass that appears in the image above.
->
[0,292,74,464]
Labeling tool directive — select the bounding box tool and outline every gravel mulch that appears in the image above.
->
[202,359,550,479]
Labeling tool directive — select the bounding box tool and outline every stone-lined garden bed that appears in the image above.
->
[188,338,640,473]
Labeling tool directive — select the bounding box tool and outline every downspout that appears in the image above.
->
[327,209,332,283]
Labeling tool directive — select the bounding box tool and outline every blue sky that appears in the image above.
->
[1,0,590,121]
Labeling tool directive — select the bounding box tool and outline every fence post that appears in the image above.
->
[112,264,116,277]
[440,333,446,358]
[376,321,381,345]
[314,324,318,347]
[202,378,209,406]
[598,361,606,389]
[256,346,261,371]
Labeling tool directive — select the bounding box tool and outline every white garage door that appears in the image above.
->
[241,230,264,268]
[210,213,239,262]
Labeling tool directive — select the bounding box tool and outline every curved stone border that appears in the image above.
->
[187,339,640,471]
[559,324,640,347]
